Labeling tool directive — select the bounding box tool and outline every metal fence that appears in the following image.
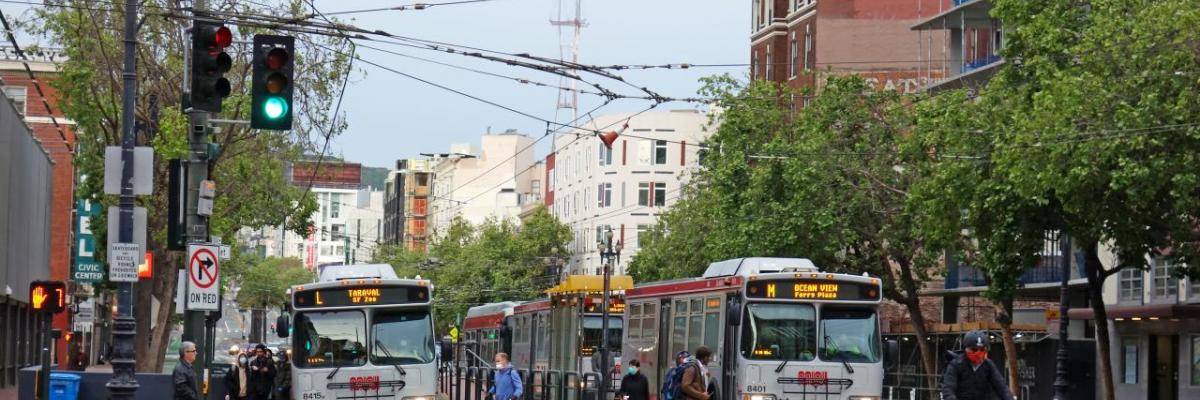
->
[441,364,602,400]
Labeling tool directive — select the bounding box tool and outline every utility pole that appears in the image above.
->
[596,227,622,400]
[1053,234,1072,400]
[106,0,140,397]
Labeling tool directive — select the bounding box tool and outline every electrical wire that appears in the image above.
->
[0,7,72,153]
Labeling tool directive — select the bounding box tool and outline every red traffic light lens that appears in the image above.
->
[215,26,232,49]
[266,48,288,70]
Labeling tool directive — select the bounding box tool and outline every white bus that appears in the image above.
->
[621,258,894,400]
[277,264,438,400]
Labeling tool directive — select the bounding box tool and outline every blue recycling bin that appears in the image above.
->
[48,372,81,400]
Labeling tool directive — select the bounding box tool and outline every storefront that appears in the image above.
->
[1069,304,1200,400]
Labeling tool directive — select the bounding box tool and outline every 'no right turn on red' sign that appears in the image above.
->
[185,244,220,311]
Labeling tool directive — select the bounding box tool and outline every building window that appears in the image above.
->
[1122,337,1138,384]
[751,52,758,80]
[3,86,26,116]
[654,140,669,165]
[654,182,667,207]
[638,140,652,165]
[753,0,762,30]
[789,33,798,79]
[638,182,650,206]
[330,194,342,219]
[1118,268,1143,303]
[1192,335,1200,385]
[598,183,612,208]
[637,224,650,248]
[804,24,813,70]
[765,46,773,81]
[599,143,613,166]
[1152,257,1178,299]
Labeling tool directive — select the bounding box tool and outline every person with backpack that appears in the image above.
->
[941,331,1016,400]
[616,359,649,400]
[660,351,690,400]
[679,347,713,400]
[489,352,524,400]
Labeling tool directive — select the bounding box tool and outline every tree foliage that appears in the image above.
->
[232,256,313,309]
[373,206,572,333]
[25,0,354,371]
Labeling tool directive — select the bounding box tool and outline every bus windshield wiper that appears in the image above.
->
[824,336,854,374]
[375,339,407,376]
[774,358,788,373]
[326,352,342,380]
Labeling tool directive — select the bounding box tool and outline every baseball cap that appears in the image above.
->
[676,351,691,359]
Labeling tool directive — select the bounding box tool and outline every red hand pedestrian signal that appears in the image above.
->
[29,281,66,313]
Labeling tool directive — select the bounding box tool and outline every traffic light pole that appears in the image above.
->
[106,0,140,397]
[183,108,212,370]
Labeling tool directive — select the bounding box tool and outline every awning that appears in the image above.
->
[546,275,634,295]
[1067,304,1200,320]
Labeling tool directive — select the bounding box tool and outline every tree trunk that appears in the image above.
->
[133,247,180,373]
[996,299,1020,396]
[902,297,938,391]
[1084,244,1115,400]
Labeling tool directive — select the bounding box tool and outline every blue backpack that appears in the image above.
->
[663,363,698,400]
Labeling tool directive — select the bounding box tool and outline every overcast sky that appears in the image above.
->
[2,0,749,168]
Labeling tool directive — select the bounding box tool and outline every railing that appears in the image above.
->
[960,55,1003,74]
[440,365,601,400]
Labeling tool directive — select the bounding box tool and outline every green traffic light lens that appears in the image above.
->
[263,97,288,119]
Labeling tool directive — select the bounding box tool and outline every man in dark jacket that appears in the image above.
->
[616,359,650,400]
[275,349,292,400]
[941,331,1016,400]
[248,344,277,400]
[173,341,201,400]
[680,347,712,400]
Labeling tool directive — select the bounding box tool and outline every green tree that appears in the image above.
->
[27,0,352,371]
[234,257,312,309]
[631,75,944,386]
[912,1,1200,397]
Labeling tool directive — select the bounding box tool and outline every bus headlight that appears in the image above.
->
[848,397,881,400]
[746,395,776,400]
[403,396,436,400]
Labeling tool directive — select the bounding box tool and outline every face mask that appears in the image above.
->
[239,357,248,365]
[627,367,637,375]
[965,349,987,365]
[496,363,504,369]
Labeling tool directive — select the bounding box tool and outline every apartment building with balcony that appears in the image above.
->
[910,0,1003,93]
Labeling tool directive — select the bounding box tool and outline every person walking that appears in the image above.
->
[659,351,690,400]
[248,344,277,400]
[173,341,201,400]
[488,353,523,400]
[226,351,251,400]
[616,359,650,400]
[941,331,1016,400]
[275,350,292,400]
[680,347,713,400]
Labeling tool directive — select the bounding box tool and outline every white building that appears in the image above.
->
[428,130,541,238]
[546,109,713,276]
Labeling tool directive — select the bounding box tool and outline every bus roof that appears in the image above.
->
[465,301,521,318]
[703,257,818,278]
[317,264,400,282]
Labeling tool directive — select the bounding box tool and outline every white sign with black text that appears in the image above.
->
[185,244,221,311]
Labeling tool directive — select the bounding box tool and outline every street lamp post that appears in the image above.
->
[596,227,622,400]
[1053,234,1072,400]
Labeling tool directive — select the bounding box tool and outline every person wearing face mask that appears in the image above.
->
[225,352,251,400]
[248,344,277,400]
[616,359,649,400]
[488,353,523,400]
[941,331,1016,400]
[274,349,292,400]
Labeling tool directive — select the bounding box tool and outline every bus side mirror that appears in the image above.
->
[276,315,290,338]
[884,339,899,368]
[726,298,742,326]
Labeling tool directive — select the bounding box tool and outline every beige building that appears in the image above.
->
[428,130,543,239]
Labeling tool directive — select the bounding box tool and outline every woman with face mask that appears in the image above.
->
[225,352,251,400]
[488,353,523,400]
[616,359,649,400]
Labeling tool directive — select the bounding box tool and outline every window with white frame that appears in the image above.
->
[1122,337,1138,384]
[599,143,613,166]
[3,86,27,116]
[804,24,813,70]
[1152,257,1178,299]
[637,224,650,248]
[638,182,651,206]
[597,183,612,208]
[654,182,667,207]
[654,140,669,165]
[753,0,762,30]
[1118,268,1143,303]
[789,33,798,78]
[751,52,759,80]
[765,46,773,81]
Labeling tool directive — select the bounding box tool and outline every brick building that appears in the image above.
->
[0,47,76,370]
[749,0,949,99]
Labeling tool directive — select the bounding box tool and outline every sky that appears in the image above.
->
[0,0,750,169]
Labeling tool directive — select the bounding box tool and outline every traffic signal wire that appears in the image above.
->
[0,8,73,153]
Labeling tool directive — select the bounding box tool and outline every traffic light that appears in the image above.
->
[64,331,73,343]
[138,251,154,279]
[251,34,295,130]
[30,281,66,314]
[191,20,233,112]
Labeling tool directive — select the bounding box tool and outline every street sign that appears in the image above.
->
[76,298,95,323]
[73,200,105,283]
[175,269,186,315]
[108,243,142,283]
[30,281,66,313]
[107,206,148,259]
[186,244,221,311]
[219,244,231,260]
[197,180,215,216]
[103,146,154,195]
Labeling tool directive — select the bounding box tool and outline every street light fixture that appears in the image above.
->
[596,227,622,400]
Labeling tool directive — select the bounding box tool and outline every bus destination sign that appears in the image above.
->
[745,279,879,301]
[293,285,429,308]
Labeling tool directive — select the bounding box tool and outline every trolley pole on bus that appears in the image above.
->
[597,227,622,400]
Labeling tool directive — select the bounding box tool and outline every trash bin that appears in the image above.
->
[48,372,81,400]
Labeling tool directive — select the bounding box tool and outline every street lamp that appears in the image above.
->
[596,227,622,400]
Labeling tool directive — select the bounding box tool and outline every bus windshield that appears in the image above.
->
[371,309,435,365]
[581,316,623,356]
[294,311,368,368]
[740,303,816,361]
[820,308,881,363]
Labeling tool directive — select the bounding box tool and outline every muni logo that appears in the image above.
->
[796,371,828,387]
[349,376,381,391]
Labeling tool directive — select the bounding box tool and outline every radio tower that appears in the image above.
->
[551,0,586,124]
